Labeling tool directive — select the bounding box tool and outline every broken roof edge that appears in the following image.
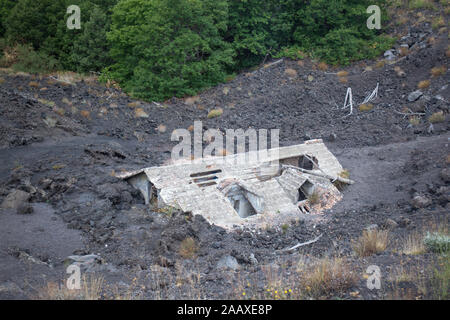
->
[115,139,329,180]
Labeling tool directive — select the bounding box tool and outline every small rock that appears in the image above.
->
[134,108,149,118]
[440,168,450,183]
[384,50,396,60]
[17,203,33,215]
[411,194,431,208]
[328,133,337,142]
[365,224,378,231]
[217,255,239,270]
[43,116,57,128]
[249,253,258,265]
[307,75,314,82]
[408,90,423,102]
[66,254,100,264]
[1,189,30,212]
[398,216,411,228]
[411,101,426,113]
[65,254,105,273]
[157,124,167,133]
[384,218,398,229]
[303,132,312,140]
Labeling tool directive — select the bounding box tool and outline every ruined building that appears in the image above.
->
[117,139,348,229]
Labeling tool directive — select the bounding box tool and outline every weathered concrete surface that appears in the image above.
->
[118,139,344,229]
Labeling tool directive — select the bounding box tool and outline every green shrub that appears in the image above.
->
[10,45,60,74]
[108,0,234,101]
[408,0,436,10]
[5,0,67,50]
[293,0,393,65]
[424,232,450,254]
[4,0,117,72]
[274,45,306,60]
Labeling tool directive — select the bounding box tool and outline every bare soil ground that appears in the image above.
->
[0,8,448,299]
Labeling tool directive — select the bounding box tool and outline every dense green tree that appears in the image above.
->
[70,6,112,72]
[292,0,392,64]
[2,0,393,96]
[0,0,15,37]
[108,0,234,101]
[5,0,67,50]
[4,0,117,72]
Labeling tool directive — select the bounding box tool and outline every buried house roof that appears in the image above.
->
[117,139,347,229]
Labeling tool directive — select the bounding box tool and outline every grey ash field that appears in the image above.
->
[0,13,449,299]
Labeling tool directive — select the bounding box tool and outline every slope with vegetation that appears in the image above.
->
[1,0,394,100]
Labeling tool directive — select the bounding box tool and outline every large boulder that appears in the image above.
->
[408,90,423,102]
[440,168,450,183]
[217,255,239,271]
[411,194,431,208]
[1,189,30,212]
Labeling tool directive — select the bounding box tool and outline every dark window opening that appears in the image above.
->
[297,180,314,202]
[190,169,222,178]
[191,170,222,187]
[192,176,219,183]
[298,155,318,170]
[197,181,217,187]
[225,185,260,219]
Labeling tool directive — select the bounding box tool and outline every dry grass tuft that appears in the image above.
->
[308,191,320,205]
[38,99,55,107]
[80,110,90,119]
[409,116,421,126]
[429,111,445,123]
[375,60,386,69]
[359,103,374,112]
[399,47,409,56]
[402,232,426,255]
[134,108,149,118]
[53,107,65,117]
[417,80,430,89]
[337,71,349,77]
[185,96,200,106]
[427,36,436,45]
[354,229,389,257]
[179,237,198,259]
[394,66,406,77]
[333,169,350,191]
[207,108,223,119]
[34,275,104,300]
[62,97,72,105]
[284,68,298,78]
[28,81,39,88]
[432,16,445,30]
[127,101,140,108]
[431,66,447,77]
[299,257,357,298]
[317,62,328,71]
[157,124,167,133]
[338,77,348,84]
